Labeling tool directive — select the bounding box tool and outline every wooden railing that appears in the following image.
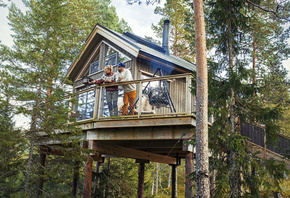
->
[240,122,290,157]
[73,73,195,122]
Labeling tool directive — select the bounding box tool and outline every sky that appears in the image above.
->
[0,0,289,128]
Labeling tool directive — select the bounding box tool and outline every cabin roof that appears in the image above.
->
[65,24,196,80]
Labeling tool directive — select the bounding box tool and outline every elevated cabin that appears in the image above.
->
[37,20,290,197]
[46,20,197,197]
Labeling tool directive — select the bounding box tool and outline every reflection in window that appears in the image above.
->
[89,50,100,75]
[77,90,95,120]
[104,44,130,66]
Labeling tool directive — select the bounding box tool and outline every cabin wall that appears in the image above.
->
[73,37,137,91]
[135,57,196,114]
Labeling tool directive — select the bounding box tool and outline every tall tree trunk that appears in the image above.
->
[193,0,210,197]
[72,160,80,198]
[168,167,171,188]
[227,1,239,196]
[155,163,159,194]
[104,158,111,198]
[24,140,35,197]
[37,153,46,197]
[93,161,101,194]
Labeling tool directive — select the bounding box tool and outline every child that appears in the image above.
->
[92,65,118,117]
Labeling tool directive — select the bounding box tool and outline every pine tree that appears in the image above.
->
[199,0,290,196]
[0,0,132,196]
[152,0,195,62]
[0,71,26,197]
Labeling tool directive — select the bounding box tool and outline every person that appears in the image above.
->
[116,62,136,115]
[92,65,118,117]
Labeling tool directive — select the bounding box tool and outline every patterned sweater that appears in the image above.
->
[94,72,118,92]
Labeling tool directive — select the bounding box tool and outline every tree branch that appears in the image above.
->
[245,0,289,22]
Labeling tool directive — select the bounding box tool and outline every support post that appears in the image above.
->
[185,152,194,197]
[37,153,46,197]
[138,163,145,198]
[93,161,102,194]
[72,161,80,198]
[171,164,177,198]
[83,157,93,198]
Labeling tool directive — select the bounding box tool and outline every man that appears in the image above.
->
[116,62,136,115]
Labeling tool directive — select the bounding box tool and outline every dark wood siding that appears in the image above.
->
[241,122,290,156]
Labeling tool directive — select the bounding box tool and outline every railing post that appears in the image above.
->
[138,82,142,118]
[186,75,192,115]
[264,133,266,159]
[93,87,99,120]
[97,87,103,120]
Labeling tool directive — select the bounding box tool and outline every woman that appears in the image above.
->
[92,65,118,117]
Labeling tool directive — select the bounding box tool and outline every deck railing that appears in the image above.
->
[73,73,195,122]
[241,122,290,157]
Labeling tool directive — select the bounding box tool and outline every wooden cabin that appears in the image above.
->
[37,20,290,197]
[37,20,197,197]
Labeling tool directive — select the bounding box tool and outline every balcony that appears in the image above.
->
[73,73,196,132]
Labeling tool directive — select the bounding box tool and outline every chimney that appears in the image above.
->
[162,19,170,56]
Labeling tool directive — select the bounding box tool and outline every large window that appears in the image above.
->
[77,90,95,120]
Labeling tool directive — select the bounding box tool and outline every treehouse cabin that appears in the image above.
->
[37,20,289,197]
[38,20,197,197]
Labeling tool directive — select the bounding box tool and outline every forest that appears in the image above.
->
[0,0,289,197]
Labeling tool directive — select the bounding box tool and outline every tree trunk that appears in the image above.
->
[104,157,111,198]
[72,160,80,198]
[37,153,46,197]
[24,140,34,197]
[193,0,210,197]
[227,1,239,196]
[168,167,171,188]
[93,161,101,194]
[155,163,159,194]
[83,157,93,198]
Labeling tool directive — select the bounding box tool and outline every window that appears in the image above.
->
[89,50,100,75]
[77,90,95,120]
[104,43,130,66]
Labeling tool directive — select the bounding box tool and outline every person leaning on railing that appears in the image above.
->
[116,62,136,116]
[91,65,118,117]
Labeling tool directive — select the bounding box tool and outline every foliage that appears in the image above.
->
[0,0,132,196]
[0,71,27,197]
[152,0,195,62]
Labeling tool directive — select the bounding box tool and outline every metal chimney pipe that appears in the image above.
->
[162,19,170,56]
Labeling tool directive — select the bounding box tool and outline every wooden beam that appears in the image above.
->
[82,116,196,130]
[87,125,194,141]
[93,142,177,165]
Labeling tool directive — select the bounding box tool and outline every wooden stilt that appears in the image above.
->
[83,157,93,198]
[93,161,102,194]
[37,153,46,197]
[185,152,194,197]
[138,163,145,198]
[72,161,80,198]
[171,164,177,198]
